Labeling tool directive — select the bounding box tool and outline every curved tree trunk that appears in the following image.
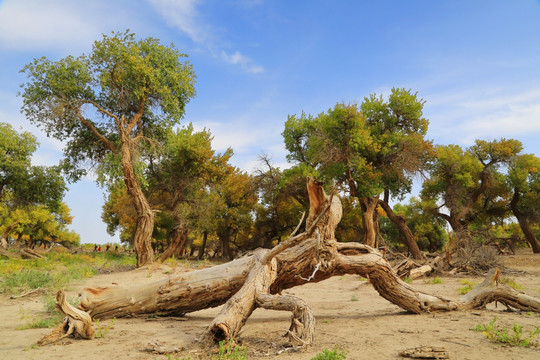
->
[1,220,20,249]
[511,190,540,254]
[159,223,188,262]
[42,177,540,347]
[438,212,465,235]
[514,213,540,253]
[120,139,155,267]
[378,200,423,259]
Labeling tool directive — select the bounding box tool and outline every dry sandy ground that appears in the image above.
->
[1,249,539,360]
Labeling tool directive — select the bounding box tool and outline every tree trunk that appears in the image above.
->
[1,220,19,249]
[158,224,188,262]
[438,212,464,235]
[378,200,423,259]
[219,230,233,261]
[198,231,208,260]
[120,138,155,267]
[359,196,379,248]
[514,213,540,253]
[510,190,540,253]
[42,177,540,347]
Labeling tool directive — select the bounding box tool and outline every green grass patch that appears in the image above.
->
[311,345,347,360]
[403,276,413,284]
[457,279,479,295]
[350,294,359,301]
[17,293,81,330]
[471,317,540,347]
[425,277,443,284]
[0,251,136,295]
[501,277,523,290]
[212,340,247,360]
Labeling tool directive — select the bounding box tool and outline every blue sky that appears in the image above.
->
[1,0,539,245]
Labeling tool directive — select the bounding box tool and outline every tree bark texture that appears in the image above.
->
[359,196,379,248]
[120,138,155,267]
[45,177,540,347]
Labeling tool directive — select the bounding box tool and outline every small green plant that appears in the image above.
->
[311,345,347,360]
[24,343,40,351]
[501,277,523,290]
[471,317,497,333]
[350,294,359,301]
[458,279,478,295]
[425,277,443,284]
[471,317,540,347]
[403,276,413,284]
[94,318,116,338]
[212,340,247,360]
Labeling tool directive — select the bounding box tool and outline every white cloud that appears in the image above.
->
[221,51,264,74]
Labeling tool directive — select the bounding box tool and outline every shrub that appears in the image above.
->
[311,345,347,360]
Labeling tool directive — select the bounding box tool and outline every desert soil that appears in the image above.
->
[1,249,539,360]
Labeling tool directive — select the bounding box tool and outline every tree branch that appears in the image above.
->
[76,109,116,152]
[126,99,147,134]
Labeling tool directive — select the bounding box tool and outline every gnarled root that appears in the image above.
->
[205,252,316,346]
[256,293,315,346]
[38,290,94,346]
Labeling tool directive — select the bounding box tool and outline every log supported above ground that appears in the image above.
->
[40,177,540,347]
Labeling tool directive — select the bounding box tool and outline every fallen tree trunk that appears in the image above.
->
[42,177,540,346]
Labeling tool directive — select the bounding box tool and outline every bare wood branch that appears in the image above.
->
[262,212,306,265]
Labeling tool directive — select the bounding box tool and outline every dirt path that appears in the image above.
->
[1,250,539,359]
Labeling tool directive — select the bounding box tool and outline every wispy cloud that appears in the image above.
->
[0,0,149,54]
[147,0,203,43]
[221,51,264,74]
[425,86,540,146]
[0,0,102,51]
[147,0,264,74]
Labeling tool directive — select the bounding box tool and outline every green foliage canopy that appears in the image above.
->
[20,30,196,182]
